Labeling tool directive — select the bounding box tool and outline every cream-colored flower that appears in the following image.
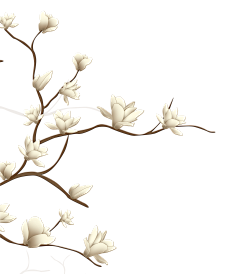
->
[32,71,53,91]
[24,105,44,126]
[0,162,15,180]
[0,13,18,30]
[22,216,55,248]
[69,184,92,200]
[0,204,16,232]
[18,136,48,167]
[45,110,80,134]
[59,210,74,228]
[83,226,116,265]
[156,104,186,136]
[59,80,80,105]
[38,11,58,34]
[72,53,92,71]
[98,95,144,129]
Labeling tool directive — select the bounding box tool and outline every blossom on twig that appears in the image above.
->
[18,136,48,167]
[156,104,186,136]
[98,95,144,129]
[32,71,53,91]
[45,110,80,134]
[72,53,92,71]
[59,210,74,228]
[0,13,18,30]
[59,80,80,105]
[24,105,44,126]
[22,216,55,248]
[83,226,116,265]
[0,204,16,232]
[69,184,92,200]
[39,11,58,34]
[0,162,15,180]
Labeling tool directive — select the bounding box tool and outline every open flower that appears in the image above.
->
[24,105,44,126]
[69,184,92,200]
[59,80,80,105]
[39,11,58,33]
[59,210,74,228]
[33,71,53,91]
[72,53,92,71]
[22,216,55,248]
[83,226,116,265]
[0,162,15,180]
[45,110,80,134]
[0,204,16,232]
[0,13,18,30]
[98,95,144,129]
[18,136,48,167]
[156,104,186,136]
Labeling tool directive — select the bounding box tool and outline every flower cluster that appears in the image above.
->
[24,105,44,126]
[0,162,15,180]
[0,204,16,232]
[0,13,18,30]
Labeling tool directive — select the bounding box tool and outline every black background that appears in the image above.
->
[0,3,221,274]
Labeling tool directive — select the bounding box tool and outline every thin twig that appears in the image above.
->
[169,98,174,109]
[12,160,27,178]
[33,90,44,142]
[31,31,42,79]
[50,219,61,232]
[70,70,79,82]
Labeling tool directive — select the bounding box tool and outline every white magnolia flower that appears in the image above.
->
[59,210,74,228]
[18,136,48,167]
[59,80,80,105]
[24,105,44,126]
[72,53,92,71]
[156,104,186,136]
[83,226,116,265]
[0,204,16,232]
[69,184,92,200]
[0,13,18,30]
[39,11,58,34]
[98,95,144,129]
[22,216,55,248]
[45,110,80,134]
[0,162,15,180]
[33,71,53,91]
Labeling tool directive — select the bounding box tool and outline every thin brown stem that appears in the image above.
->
[44,92,59,108]
[0,234,24,246]
[31,31,42,79]
[176,125,215,133]
[11,160,27,177]
[0,172,88,208]
[50,219,61,232]
[32,90,44,142]
[70,70,79,82]
[169,98,174,109]
[0,60,3,62]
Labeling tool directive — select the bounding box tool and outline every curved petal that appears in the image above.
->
[124,101,135,110]
[112,104,124,126]
[123,110,144,123]
[88,226,98,247]
[32,159,45,167]
[43,26,58,33]
[0,163,6,175]
[124,107,137,118]
[24,120,33,126]
[97,107,112,120]
[171,108,178,119]
[88,243,108,256]
[21,220,29,245]
[63,111,71,121]
[78,58,92,71]
[156,114,164,124]
[0,212,9,219]
[93,232,102,245]
[27,151,42,160]
[165,119,179,128]
[18,146,26,157]
[39,11,48,31]
[47,17,58,28]
[0,204,9,212]
[170,127,183,136]
[56,118,66,130]
[114,121,134,129]
[94,254,108,265]
[27,217,44,239]
[102,240,114,247]
[28,234,55,248]
[162,104,168,116]
[3,162,15,179]
[115,97,126,109]
[0,225,4,232]
[69,184,79,197]
[164,109,172,121]
[45,123,58,130]
[65,118,74,129]
[110,95,116,109]
[33,140,40,151]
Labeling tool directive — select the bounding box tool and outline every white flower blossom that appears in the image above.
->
[0,13,18,30]
[98,95,144,129]
[72,53,92,71]
[59,210,74,228]
[156,104,186,136]
[0,162,15,180]
[39,11,58,34]
[22,216,55,248]
[0,204,16,232]
[33,71,53,91]
[59,80,80,106]
[45,110,80,134]
[24,105,44,126]
[69,184,92,200]
[83,226,116,265]
[18,136,48,167]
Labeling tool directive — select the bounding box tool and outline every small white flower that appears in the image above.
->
[59,210,74,228]
[98,95,144,129]
[69,184,92,200]
[0,162,15,180]
[18,136,48,167]
[83,226,116,265]
[156,104,186,136]
[22,216,55,248]
[45,110,80,134]
[0,204,16,232]
[72,53,92,71]
[39,11,58,34]
[59,80,80,105]
[0,13,18,30]
[33,71,53,91]
[24,105,44,126]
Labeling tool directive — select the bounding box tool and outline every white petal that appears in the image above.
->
[0,204,9,212]
[165,119,179,128]
[164,109,172,121]
[28,234,55,248]
[88,243,108,256]
[171,108,178,119]
[156,114,164,124]
[21,220,29,245]
[0,225,4,232]
[88,226,98,247]
[28,151,41,160]
[18,146,26,157]
[24,120,33,126]
[3,162,15,179]
[112,104,124,126]
[124,107,137,118]
[93,254,108,265]
[97,107,112,120]
[115,96,126,108]
[78,58,92,71]
[45,123,58,130]
[114,121,134,129]
[32,159,45,167]
[27,217,44,239]
[63,111,71,121]
[122,110,144,123]
[170,127,183,136]
[110,95,117,109]
[38,11,48,31]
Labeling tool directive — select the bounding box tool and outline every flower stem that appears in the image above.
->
[50,219,61,232]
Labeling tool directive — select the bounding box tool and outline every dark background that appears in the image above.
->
[0,3,219,274]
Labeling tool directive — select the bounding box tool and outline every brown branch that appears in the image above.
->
[31,31,42,79]
[70,70,79,82]
[50,219,61,232]
[176,125,215,133]
[168,98,174,109]
[0,172,88,208]
[0,234,24,247]
[32,90,44,142]
[11,160,27,178]
[0,60,3,62]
